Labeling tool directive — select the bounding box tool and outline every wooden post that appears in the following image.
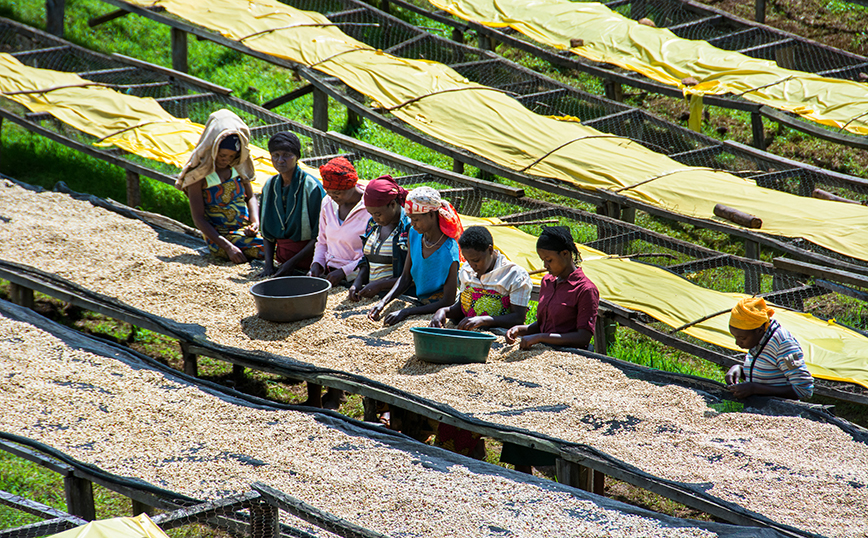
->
[132,499,153,516]
[345,89,363,132]
[603,80,623,102]
[171,28,188,73]
[8,283,35,309]
[46,0,66,37]
[478,34,493,51]
[249,499,279,538]
[772,272,802,310]
[620,207,636,224]
[0,116,4,168]
[713,204,762,229]
[125,170,141,208]
[64,476,96,521]
[380,0,391,14]
[750,112,765,150]
[232,364,245,380]
[451,28,464,44]
[744,240,761,295]
[755,0,766,23]
[452,159,465,174]
[593,314,609,355]
[362,397,379,422]
[180,342,198,377]
[313,88,329,132]
[556,459,603,495]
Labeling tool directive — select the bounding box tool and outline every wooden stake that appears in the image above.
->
[812,188,865,205]
[713,203,762,229]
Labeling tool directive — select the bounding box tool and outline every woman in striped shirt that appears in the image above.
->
[725,297,814,400]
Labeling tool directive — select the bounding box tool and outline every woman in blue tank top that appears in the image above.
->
[368,187,462,326]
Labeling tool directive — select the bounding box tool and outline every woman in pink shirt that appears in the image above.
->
[309,157,368,287]
[506,226,599,351]
[306,157,368,410]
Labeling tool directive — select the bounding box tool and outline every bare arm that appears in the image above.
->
[242,180,260,236]
[457,305,528,331]
[385,261,459,326]
[368,250,414,321]
[187,181,246,263]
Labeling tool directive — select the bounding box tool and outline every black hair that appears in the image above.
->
[536,225,581,263]
[459,226,493,252]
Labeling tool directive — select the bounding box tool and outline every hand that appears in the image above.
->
[225,244,247,264]
[243,222,259,237]
[274,260,295,277]
[348,285,361,302]
[519,333,540,350]
[505,325,526,345]
[383,309,408,327]
[326,268,344,287]
[309,263,325,278]
[457,316,489,331]
[429,310,447,328]
[358,283,381,299]
[728,382,758,399]
[725,364,743,385]
[368,302,386,321]
[259,264,276,278]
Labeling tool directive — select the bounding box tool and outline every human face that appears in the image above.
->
[536,247,573,279]
[270,150,298,177]
[409,211,437,235]
[366,200,399,227]
[215,148,238,170]
[325,186,357,206]
[462,246,496,277]
[729,325,765,349]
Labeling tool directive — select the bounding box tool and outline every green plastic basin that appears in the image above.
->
[409,327,497,364]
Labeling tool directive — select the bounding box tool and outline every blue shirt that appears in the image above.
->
[408,229,459,299]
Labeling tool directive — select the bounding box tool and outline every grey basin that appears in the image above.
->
[250,276,331,322]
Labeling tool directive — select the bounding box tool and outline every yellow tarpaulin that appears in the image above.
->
[471,215,868,389]
[111,0,868,264]
[428,0,868,136]
[49,514,168,538]
[0,54,319,192]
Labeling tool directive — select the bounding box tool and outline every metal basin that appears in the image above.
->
[250,276,331,322]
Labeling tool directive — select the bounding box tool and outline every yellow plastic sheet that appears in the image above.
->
[49,514,168,538]
[0,54,313,192]
[468,215,868,389]
[428,0,868,136]
[116,0,868,264]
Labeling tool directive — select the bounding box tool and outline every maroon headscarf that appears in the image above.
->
[364,174,407,207]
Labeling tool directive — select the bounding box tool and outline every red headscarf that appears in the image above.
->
[404,186,464,242]
[364,175,407,207]
[319,157,358,190]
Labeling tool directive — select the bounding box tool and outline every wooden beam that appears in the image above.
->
[0,490,85,523]
[773,257,868,289]
[0,518,80,538]
[261,85,314,110]
[88,8,133,27]
[151,492,258,530]
[112,54,232,95]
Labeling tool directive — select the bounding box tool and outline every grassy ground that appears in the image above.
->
[1,0,866,530]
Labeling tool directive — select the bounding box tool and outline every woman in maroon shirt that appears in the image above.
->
[506,226,599,350]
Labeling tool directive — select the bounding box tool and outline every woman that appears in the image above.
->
[506,226,599,350]
[430,226,532,330]
[725,297,814,400]
[177,109,262,263]
[310,157,368,287]
[259,132,324,277]
[368,186,462,326]
[349,175,412,302]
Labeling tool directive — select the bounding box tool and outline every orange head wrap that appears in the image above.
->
[729,297,774,331]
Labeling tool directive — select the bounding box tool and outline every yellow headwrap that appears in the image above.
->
[730,297,774,330]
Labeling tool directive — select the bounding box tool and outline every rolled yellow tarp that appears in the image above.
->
[111,0,868,265]
[428,0,868,136]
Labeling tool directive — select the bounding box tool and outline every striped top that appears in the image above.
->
[744,319,814,399]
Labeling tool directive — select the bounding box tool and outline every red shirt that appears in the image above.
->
[537,267,599,334]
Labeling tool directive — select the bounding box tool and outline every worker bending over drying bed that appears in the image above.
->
[368,186,461,327]
[348,175,412,302]
[309,157,368,288]
[430,226,532,331]
[726,297,814,400]
[259,132,324,278]
[506,226,599,351]
[178,110,263,263]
